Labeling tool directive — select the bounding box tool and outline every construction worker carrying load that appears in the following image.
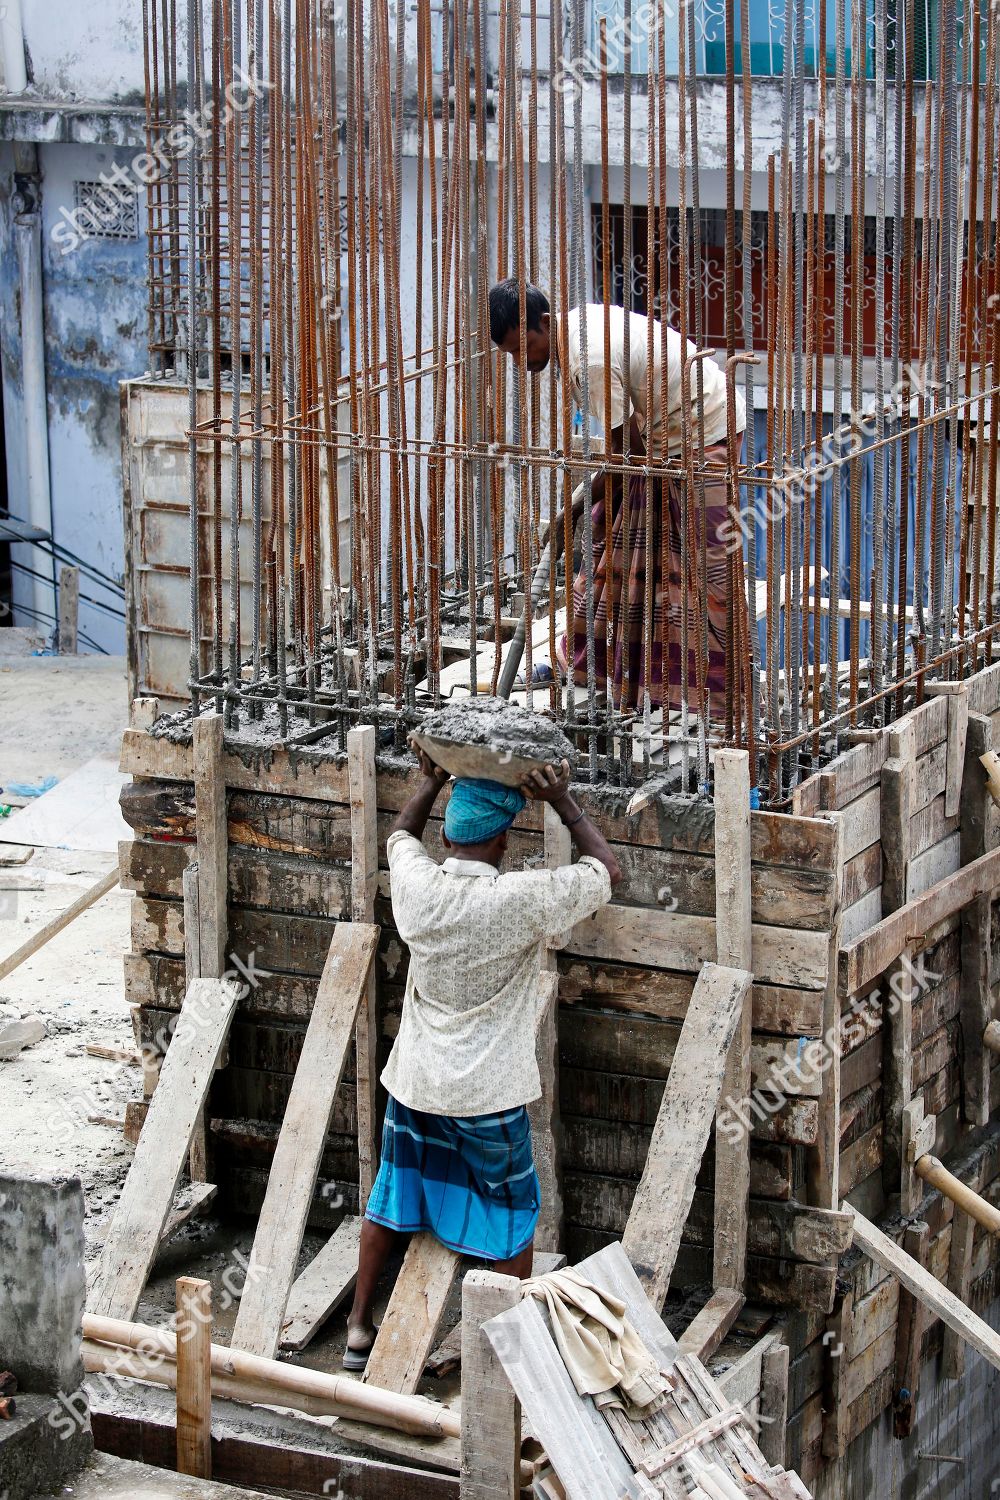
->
[345,742,621,1369]
[489,279,747,717]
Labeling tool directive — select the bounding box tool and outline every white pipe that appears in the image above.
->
[0,0,27,94]
[13,204,55,626]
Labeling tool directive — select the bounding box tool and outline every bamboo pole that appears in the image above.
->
[915,1156,1000,1235]
[984,1020,1000,1056]
[81,1314,461,1439]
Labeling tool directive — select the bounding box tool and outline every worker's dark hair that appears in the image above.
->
[488,279,550,345]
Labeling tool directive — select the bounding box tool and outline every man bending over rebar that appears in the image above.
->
[344,742,620,1369]
[489,279,748,717]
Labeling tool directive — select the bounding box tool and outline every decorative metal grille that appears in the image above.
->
[72,180,140,242]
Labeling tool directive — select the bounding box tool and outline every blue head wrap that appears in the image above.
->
[444,777,527,845]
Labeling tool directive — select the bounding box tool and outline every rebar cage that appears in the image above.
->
[142,0,1000,806]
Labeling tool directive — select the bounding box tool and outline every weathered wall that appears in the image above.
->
[8,1,151,103]
[0,139,146,651]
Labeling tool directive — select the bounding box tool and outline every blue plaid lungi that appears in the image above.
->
[365,1094,541,1261]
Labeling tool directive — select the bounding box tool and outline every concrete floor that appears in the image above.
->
[0,648,136,1265]
[55,1452,278,1499]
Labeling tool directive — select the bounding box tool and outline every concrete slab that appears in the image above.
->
[57,1452,285,1500]
[0,757,129,852]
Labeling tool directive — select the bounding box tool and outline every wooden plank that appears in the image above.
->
[529,969,563,1251]
[880,722,914,916]
[677,1287,745,1362]
[925,681,969,819]
[891,1220,929,1438]
[119,728,839,868]
[808,812,845,1213]
[193,713,228,979]
[566,905,829,988]
[89,978,240,1318]
[961,894,991,1129]
[847,1205,1000,1372]
[460,1270,521,1500]
[349,725,379,1210]
[713,749,752,1295]
[621,963,751,1309]
[716,1329,781,1410]
[482,1295,644,1500]
[182,862,208,1184]
[758,1341,790,1469]
[120,835,349,917]
[572,1240,678,1369]
[162,1182,217,1243]
[839,843,1000,995]
[175,1276,212,1479]
[230,923,378,1358]
[0,865,119,983]
[820,1289,853,1459]
[882,948,914,1201]
[942,1203,975,1380]
[906,833,962,900]
[558,959,824,1037]
[279,1215,362,1352]
[364,1233,461,1396]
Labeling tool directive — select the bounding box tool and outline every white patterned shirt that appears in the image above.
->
[382,830,612,1117]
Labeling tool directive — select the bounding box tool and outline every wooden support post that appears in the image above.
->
[529,969,563,1252]
[849,1205,1000,1373]
[882,945,914,1203]
[129,696,160,731]
[808,811,845,1212]
[820,1289,853,1460]
[230,924,378,1359]
[926,681,969,819]
[364,1234,461,1396]
[880,718,915,916]
[460,1271,521,1500]
[349,724,379,1209]
[943,1205,975,1379]
[623,964,751,1310]
[192,713,227,980]
[961,713,995,1127]
[892,1221,929,1439]
[89,978,241,1320]
[182,862,207,1182]
[901,1097,936,1215]
[757,1341,789,1469]
[58,564,79,654]
[713,748,752,1293]
[175,1276,212,1479]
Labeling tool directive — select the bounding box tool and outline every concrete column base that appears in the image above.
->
[0,1390,94,1500]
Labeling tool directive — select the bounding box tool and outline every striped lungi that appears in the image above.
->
[365,1094,541,1261]
[565,437,741,714]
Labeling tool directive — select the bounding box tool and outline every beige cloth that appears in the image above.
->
[563,304,746,458]
[383,832,611,1115]
[522,1267,671,1419]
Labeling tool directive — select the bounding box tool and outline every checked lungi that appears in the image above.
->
[564,436,741,714]
[365,1094,541,1261]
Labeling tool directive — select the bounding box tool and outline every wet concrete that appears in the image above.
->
[410,695,575,786]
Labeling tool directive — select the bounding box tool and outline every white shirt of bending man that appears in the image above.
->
[565,303,746,457]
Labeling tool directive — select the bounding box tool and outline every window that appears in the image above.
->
[72,180,140,242]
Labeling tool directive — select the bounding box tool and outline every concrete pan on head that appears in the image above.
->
[410,695,576,788]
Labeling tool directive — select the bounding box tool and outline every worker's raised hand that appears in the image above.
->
[521,758,572,802]
[407,734,450,784]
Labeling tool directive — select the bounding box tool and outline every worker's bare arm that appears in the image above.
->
[392,738,450,838]
[521,761,623,888]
